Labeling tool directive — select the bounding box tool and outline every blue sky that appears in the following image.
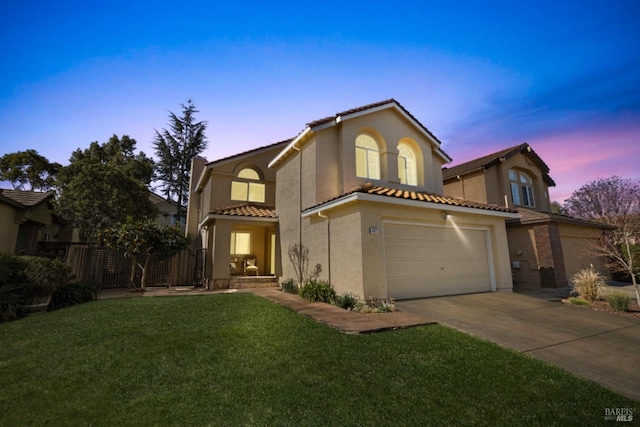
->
[1,0,638,201]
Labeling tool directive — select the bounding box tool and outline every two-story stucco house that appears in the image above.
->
[442,143,613,288]
[187,99,519,299]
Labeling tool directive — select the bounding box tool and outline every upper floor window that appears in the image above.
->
[355,134,380,180]
[231,168,265,203]
[509,169,535,207]
[397,142,418,186]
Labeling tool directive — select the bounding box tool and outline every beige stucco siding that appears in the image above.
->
[500,155,551,211]
[506,225,542,286]
[276,154,302,281]
[311,108,446,200]
[443,152,552,211]
[302,199,513,299]
[559,224,609,281]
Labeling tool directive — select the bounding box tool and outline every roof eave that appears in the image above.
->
[268,127,312,169]
[303,192,518,219]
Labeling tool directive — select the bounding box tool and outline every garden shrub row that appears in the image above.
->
[281,278,395,313]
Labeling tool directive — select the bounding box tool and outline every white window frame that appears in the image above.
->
[509,169,535,207]
[397,142,418,186]
[230,231,252,255]
[231,168,265,203]
[355,134,381,180]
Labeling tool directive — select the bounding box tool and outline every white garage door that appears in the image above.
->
[384,222,493,299]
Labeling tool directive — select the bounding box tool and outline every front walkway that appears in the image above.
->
[97,286,433,334]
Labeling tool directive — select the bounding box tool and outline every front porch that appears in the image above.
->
[205,275,279,290]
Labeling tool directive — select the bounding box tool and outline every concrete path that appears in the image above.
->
[396,292,640,402]
[250,288,433,333]
[98,286,433,334]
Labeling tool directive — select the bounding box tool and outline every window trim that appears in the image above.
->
[231,167,266,203]
[509,169,535,208]
[355,134,381,180]
[397,142,418,186]
[230,231,252,255]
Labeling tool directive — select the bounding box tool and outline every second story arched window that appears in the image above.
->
[355,134,380,180]
[509,169,535,207]
[397,142,418,186]
[231,168,265,203]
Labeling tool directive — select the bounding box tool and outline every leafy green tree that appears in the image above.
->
[55,135,157,244]
[153,100,207,225]
[99,219,189,290]
[0,149,60,191]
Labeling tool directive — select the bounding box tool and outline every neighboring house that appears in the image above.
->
[149,191,186,229]
[442,143,613,288]
[187,99,518,299]
[0,189,75,254]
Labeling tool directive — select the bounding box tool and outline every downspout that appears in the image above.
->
[293,144,302,245]
[318,211,331,283]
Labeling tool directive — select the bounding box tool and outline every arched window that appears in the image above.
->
[397,142,418,185]
[509,169,535,207]
[355,134,380,180]
[231,168,265,203]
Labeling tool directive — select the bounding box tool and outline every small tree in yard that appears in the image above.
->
[564,176,640,302]
[287,242,321,287]
[99,220,189,290]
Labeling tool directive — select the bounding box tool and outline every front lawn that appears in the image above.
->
[0,294,635,426]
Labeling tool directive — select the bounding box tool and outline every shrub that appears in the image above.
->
[281,278,298,295]
[566,297,590,306]
[22,256,75,298]
[299,280,336,304]
[49,282,97,311]
[354,297,396,313]
[604,292,631,312]
[335,292,359,310]
[571,268,605,302]
[0,253,29,322]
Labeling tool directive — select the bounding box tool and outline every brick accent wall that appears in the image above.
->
[533,223,568,287]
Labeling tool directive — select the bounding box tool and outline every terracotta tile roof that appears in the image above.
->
[305,183,516,214]
[508,207,615,229]
[306,98,443,145]
[442,143,556,186]
[0,189,53,207]
[209,203,277,218]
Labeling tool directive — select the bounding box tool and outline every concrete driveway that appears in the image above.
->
[396,292,640,402]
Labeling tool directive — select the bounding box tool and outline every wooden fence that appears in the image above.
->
[66,246,206,289]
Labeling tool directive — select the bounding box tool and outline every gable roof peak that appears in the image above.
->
[270,98,451,168]
[442,142,555,186]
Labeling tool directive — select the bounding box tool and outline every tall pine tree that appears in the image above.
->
[153,100,208,225]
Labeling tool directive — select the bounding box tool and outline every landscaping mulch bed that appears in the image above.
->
[562,299,640,319]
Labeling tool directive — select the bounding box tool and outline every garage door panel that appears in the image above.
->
[384,223,492,299]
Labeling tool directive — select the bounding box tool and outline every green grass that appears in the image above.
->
[0,294,636,426]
